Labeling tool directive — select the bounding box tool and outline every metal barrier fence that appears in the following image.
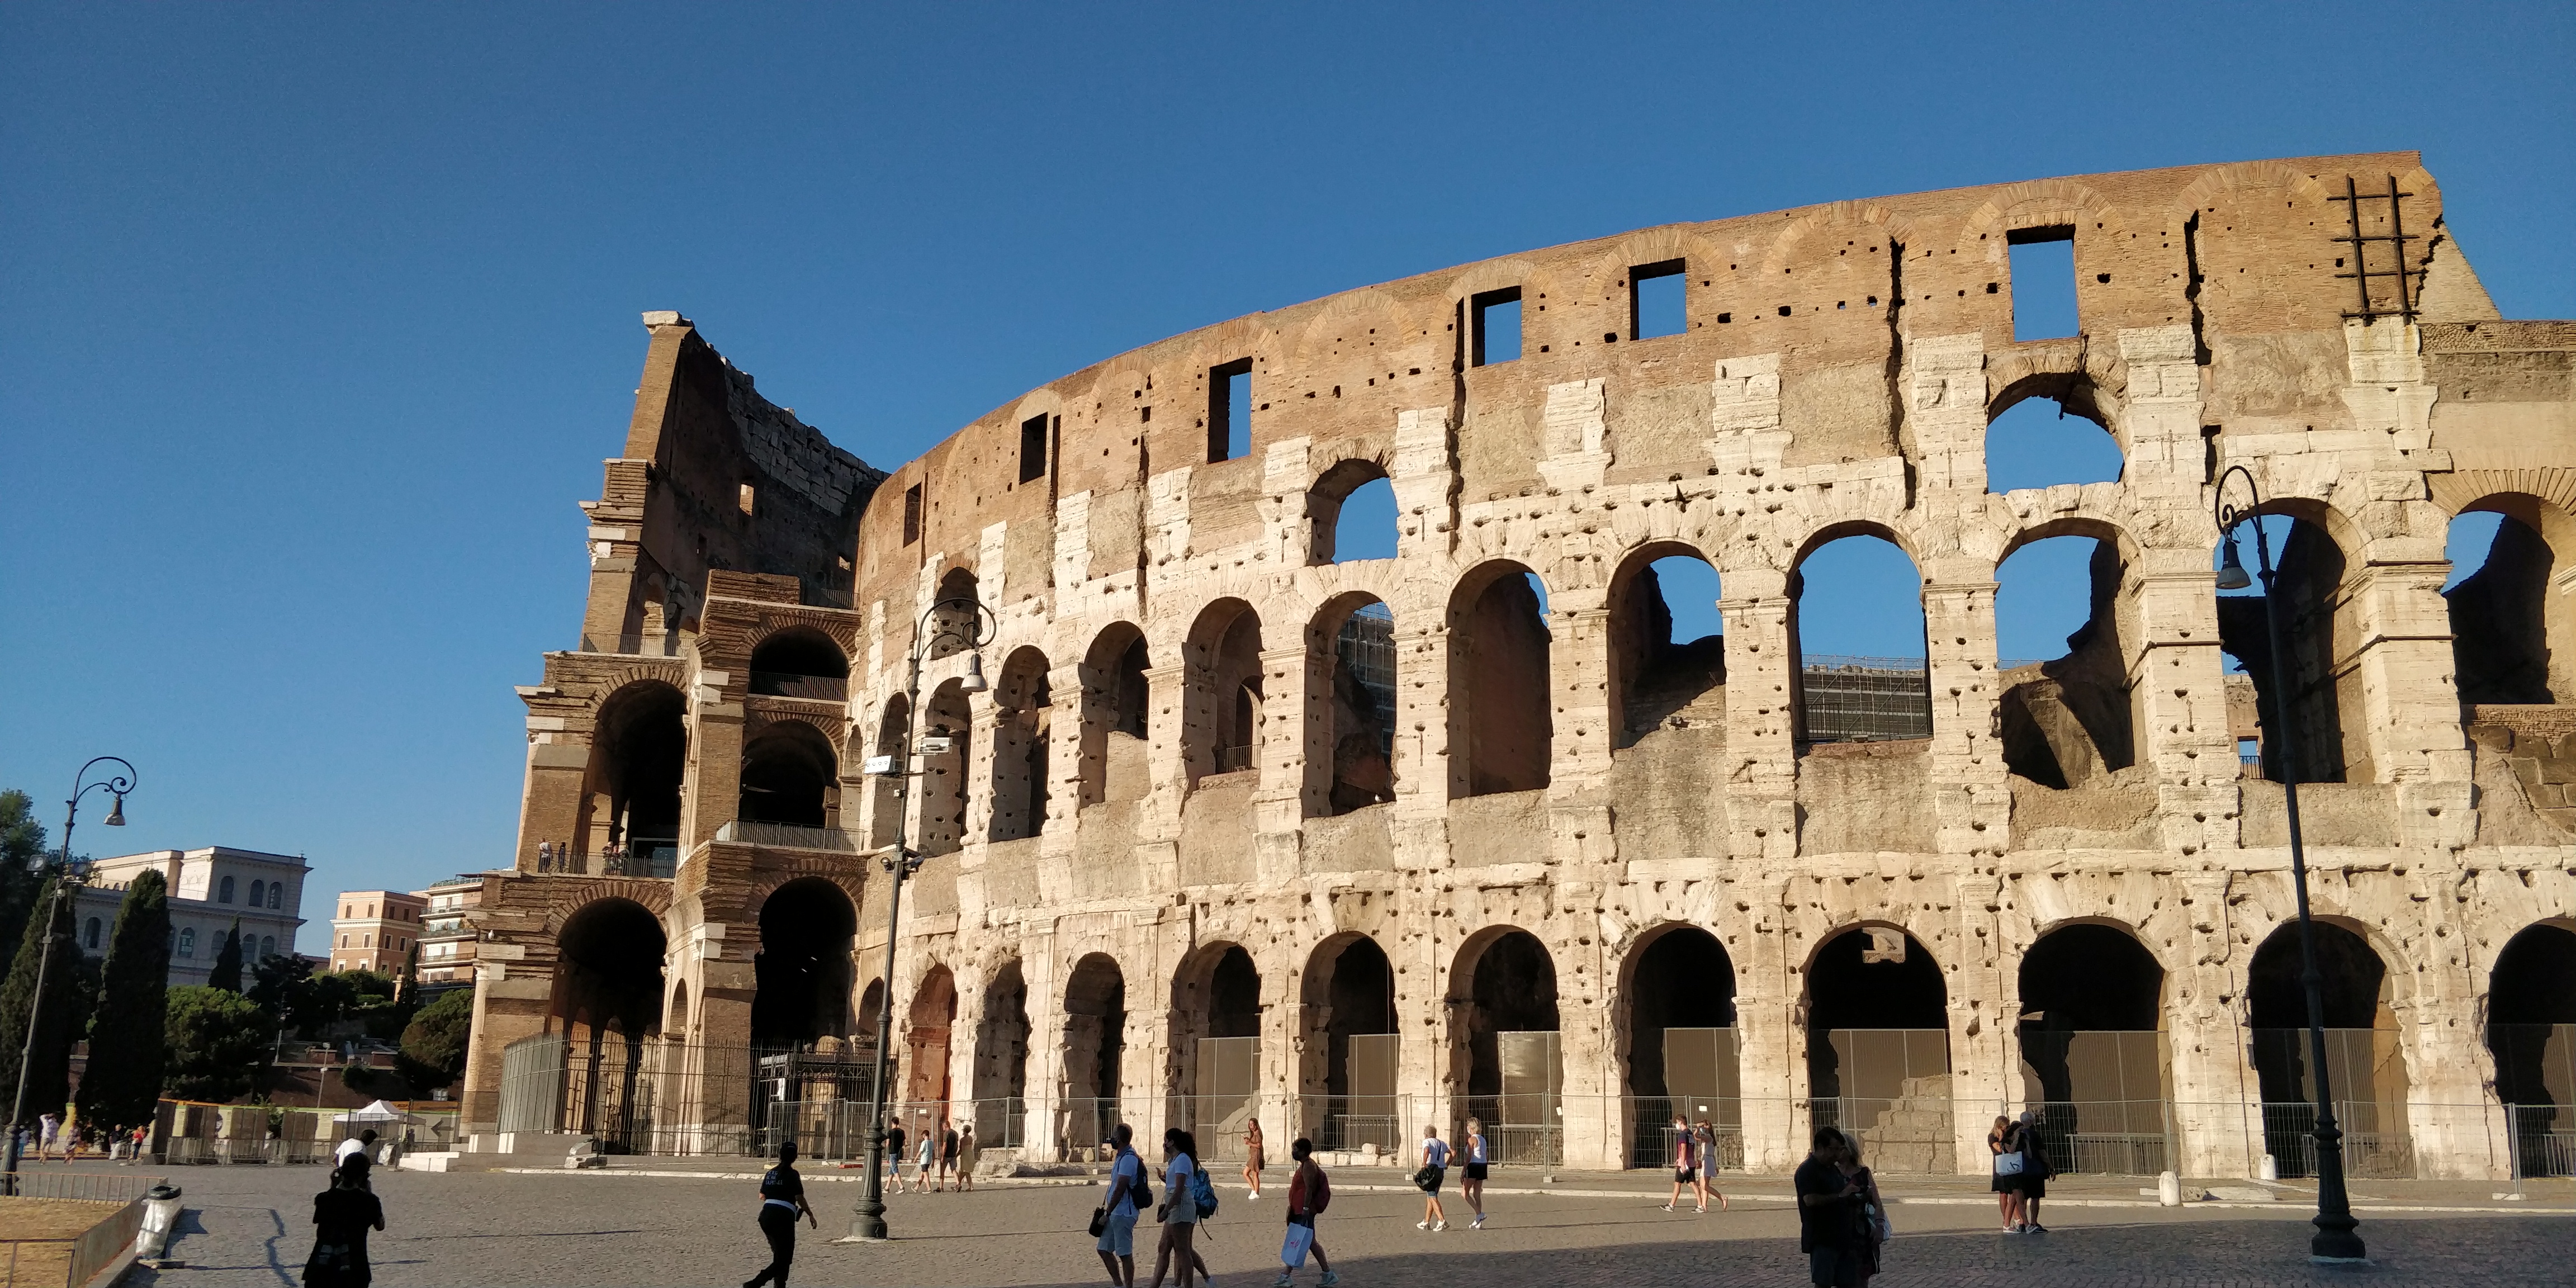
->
[2,1171,164,1201]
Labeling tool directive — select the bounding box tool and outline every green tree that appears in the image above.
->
[394,988,473,1091]
[248,952,313,1020]
[0,792,51,970]
[394,944,421,1011]
[75,870,171,1135]
[207,921,244,992]
[0,880,82,1120]
[163,986,269,1102]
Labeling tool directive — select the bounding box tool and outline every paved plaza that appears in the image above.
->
[27,1159,2561,1287]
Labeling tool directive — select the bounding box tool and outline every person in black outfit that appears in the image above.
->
[746,1140,817,1288]
[1793,1127,1868,1288]
[304,1157,386,1288]
[884,1116,909,1195]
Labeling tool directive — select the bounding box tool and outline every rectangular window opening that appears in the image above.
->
[1631,259,1686,339]
[902,483,923,546]
[1018,413,1048,484]
[2006,226,2078,341]
[1209,358,1253,462]
[737,482,756,515]
[1471,287,1522,366]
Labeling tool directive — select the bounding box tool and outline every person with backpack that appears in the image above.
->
[1147,1128,1207,1288]
[1663,1112,1698,1213]
[301,1157,384,1288]
[743,1139,816,1288]
[1460,1118,1490,1230]
[1271,1137,1339,1287]
[1096,1124,1149,1288]
[1414,1123,1450,1232]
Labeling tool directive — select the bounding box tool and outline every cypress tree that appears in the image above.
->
[395,944,420,1012]
[207,921,244,993]
[0,879,81,1122]
[77,871,171,1136]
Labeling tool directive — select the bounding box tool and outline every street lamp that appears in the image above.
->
[2212,467,2366,1264]
[4,756,135,1190]
[847,596,993,1242]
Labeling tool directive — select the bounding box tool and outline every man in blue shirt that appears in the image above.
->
[1096,1123,1145,1287]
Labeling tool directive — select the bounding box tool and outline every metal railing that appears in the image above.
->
[3,1171,164,1201]
[2507,1103,2576,1181]
[534,845,677,878]
[714,820,861,853]
[2258,1101,2416,1180]
[1211,745,1257,773]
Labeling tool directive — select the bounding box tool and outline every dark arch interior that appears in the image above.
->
[2216,515,2351,783]
[738,722,836,826]
[974,960,1030,1105]
[2018,925,2166,1109]
[558,898,668,1039]
[1318,936,1395,1100]
[2485,924,2576,1111]
[1612,556,1726,749]
[1111,634,1150,737]
[594,684,687,851]
[1064,954,1126,1107]
[1465,930,1559,1098]
[749,628,849,686]
[1625,927,1737,1097]
[2448,512,2554,704]
[929,568,981,658]
[2245,921,2410,1130]
[1325,600,1396,815]
[2248,921,2386,1030]
[1996,537,2136,787]
[751,878,856,1048]
[1208,945,1261,1039]
[1456,571,1552,796]
[1805,927,1947,1106]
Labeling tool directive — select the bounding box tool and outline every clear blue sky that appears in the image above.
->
[5,3,2569,948]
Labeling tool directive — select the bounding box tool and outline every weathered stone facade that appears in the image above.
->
[463,154,2576,1180]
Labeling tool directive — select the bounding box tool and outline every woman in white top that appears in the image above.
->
[1150,1127,1203,1288]
[1415,1124,1451,1232]
[1460,1119,1490,1229]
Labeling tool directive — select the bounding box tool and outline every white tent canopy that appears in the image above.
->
[332,1100,425,1125]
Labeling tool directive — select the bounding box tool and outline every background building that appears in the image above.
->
[76,847,309,987]
[415,874,484,991]
[328,889,425,974]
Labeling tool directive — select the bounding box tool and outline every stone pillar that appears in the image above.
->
[963,697,1006,844]
[1550,602,1616,793]
[460,962,552,1138]
[680,668,745,850]
[515,737,591,871]
[2167,872,2260,1178]
[1143,662,1192,836]
[1948,874,2012,1173]
[1719,575,1799,863]
[1922,575,2010,860]
[2395,868,2501,1178]
[1729,875,1802,1172]
[1553,889,1618,1168]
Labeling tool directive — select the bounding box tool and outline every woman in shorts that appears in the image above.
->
[1460,1118,1490,1229]
[1415,1124,1450,1232]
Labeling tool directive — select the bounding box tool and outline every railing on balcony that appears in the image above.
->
[750,671,848,702]
[1211,744,1257,773]
[716,820,862,853]
[578,632,684,657]
[536,844,676,878]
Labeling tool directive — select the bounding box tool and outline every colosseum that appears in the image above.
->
[458,153,2576,1184]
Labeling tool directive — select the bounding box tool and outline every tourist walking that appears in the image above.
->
[938,1118,960,1191]
[37,1112,60,1161]
[332,1131,378,1192]
[1096,1124,1148,1288]
[1663,1113,1699,1212]
[1147,1128,1203,1288]
[1460,1118,1489,1229]
[1243,1116,1266,1200]
[302,1157,384,1288]
[1694,1117,1729,1211]
[1272,1137,1338,1287]
[1987,1115,2020,1232]
[916,1126,936,1192]
[1794,1127,1869,1288]
[886,1116,910,1195]
[956,1123,979,1192]
[2005,1110,2052,1233]
[743,1140,816,1288]
[1835,1134,1890,1286]
[1414,1123,1450,1232]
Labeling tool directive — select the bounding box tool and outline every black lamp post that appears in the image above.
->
[3,756,135,1190]
[2213,467,2366,1263]
[847,597,993,1242]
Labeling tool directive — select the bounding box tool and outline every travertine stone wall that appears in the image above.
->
[464,155,2576,1181]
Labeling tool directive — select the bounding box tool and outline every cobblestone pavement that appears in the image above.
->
[43,1159,2565,1287]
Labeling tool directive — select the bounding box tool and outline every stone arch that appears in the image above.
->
[580,680,689,861]
[666,978,692,1040]
[917,678,973,856]
[971,959,1031,1130]
[550,896,667,1041]
[1299,932,1398,1149]
[864,693,912,848]
[927,566,982,660]
[1309,457,1398,565]
[1182,598,1265,787]
[2215,496,2370,783]
[1993,515,2144,786]
[1310,591,1397,815]
[1171,942,1263,1147]
[1605,539,1726,751]
[2244,917,2412,1175]
[1447,926,1562,1137]
[738,717,838,828]
[1447,560,1553,797]
[988,645,1053,841]
[2485,921,2576,1176]
[2015,921,2170,1154]
[2441,491,2576,705]
[1787,525,1930,747]
[747,624,851,694]
[751,875,858,1048]
[905,964,959,1110]
[1801,923,1952,1169]
[1616,922,1739,1166]
[1079,621,1154,808]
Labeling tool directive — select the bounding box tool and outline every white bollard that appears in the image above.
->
[2157,1171,2182,1206]
[2257,1154,2279,1181]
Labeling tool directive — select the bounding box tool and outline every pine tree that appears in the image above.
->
[0,792,51,969]
[76,870,171,1137]
[395,944,420,1011]
[207,921,244,993]
[0,879,82,1122]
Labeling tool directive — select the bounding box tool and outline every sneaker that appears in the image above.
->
[1433,1220,1447,1232]
[1417,1220,1430,1230]
[1248,1191,1260,1200]
[1319,1275,1339,1287]
[1470,1214,1486,1229]
[1695,1206,1707,1214]
[1661,1203,1675,1212]
[1273,1276,1293,1288]
[2028,1224,2049,1233]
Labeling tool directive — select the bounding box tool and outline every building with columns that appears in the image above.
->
[459,154,2576,1181]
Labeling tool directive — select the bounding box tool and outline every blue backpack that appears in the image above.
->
[1187,1157,1219,1219]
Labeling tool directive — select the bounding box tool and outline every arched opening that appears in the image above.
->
[864,695,911,849]
[1609,548,1726,751]
[2215,512,2360,783]
[917,679,973,857]
[1081,624,1153,808]
[1312,595,1396,815]
[2487,923,2576,1177]
[1791,534,1930,746]
[2247,921,2411,1176]
[1448,564,1552,797]
[988,647,1053,841]
[1300,934,1397,1150]
[1804,925,1950,1171]
[83,917,101,951]
[751,877,856,1049]
[1452,928,1561,1164]
[666,980,692,1039]
[1996,532,2137,787]
[551,898,667,1148]
[1984,384,2123,494]
[2447,501,2573,705]
[972,961,1030,1143]
[1620,925,1738,1168]
[738,720,837,829]
[855,978,886,1054]
[1173,944,1262,1157]
[582,681,688,868]
[249,879,266,907]
[927,568,982,660]
[904,965,959,1117]
[2016,924,2168,1173]
[1062,954,1127,1152]
[748,626,850,699]
[1310,460,1398,564]
[1186,599,1265,784]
